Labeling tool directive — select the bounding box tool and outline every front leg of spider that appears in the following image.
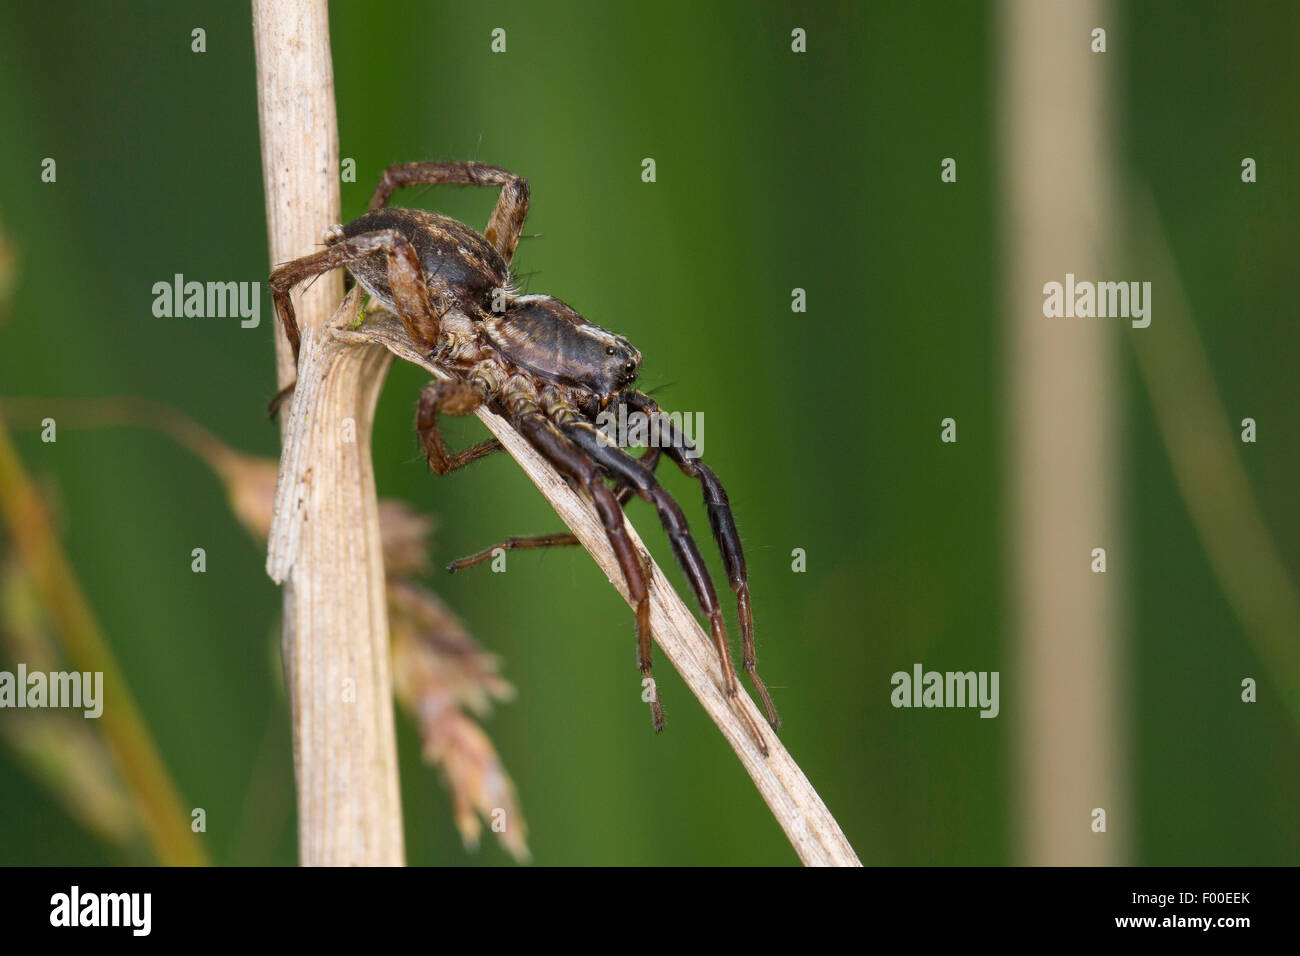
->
[624,390,780,730]
[502,394,665,733]
[479,295,773,752]
[552,410,771,749]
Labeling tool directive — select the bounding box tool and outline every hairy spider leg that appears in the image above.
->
[366,161,531,265]
[556,416,736,687]
[445,447,663,572]
[553,413,770,752]
[269,230,444,362]
[447,533,581,573]
[415,378,503,475]
[500,393,665,733]
[266,380,297,419]
[624,390,780,731]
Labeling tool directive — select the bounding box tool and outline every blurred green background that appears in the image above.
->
[0,0,1296,865]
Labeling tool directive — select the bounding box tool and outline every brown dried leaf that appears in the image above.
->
[0,398,533,862]
[389,579,528,861]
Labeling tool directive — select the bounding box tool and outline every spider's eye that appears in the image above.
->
[606,347,616,356]
[624,361,636,374]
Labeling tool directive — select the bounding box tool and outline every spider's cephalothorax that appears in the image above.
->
[269,162,779,749]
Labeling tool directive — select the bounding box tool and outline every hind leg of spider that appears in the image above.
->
[270,229,444,362]
[510,406,664,732]
[416,378,502,476]
[625,391,779,729]
[266,380,297,419]
[366,161,530,265]
[447,533,580,573]
[445,447,660,571]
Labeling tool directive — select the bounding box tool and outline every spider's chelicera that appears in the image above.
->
[270,162,779,748]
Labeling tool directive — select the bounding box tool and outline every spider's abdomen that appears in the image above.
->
[338,207,509,311]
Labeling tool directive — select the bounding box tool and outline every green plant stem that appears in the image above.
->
[0,420,208,865]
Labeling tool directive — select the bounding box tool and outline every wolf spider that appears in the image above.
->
[269,161,779,746]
